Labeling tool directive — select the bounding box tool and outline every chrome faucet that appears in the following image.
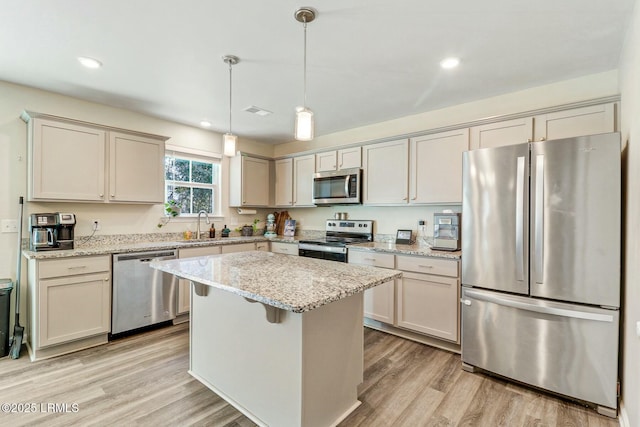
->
[196,210,210,239]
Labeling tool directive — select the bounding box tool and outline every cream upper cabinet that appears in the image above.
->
[362,139,409,205]
[293,155,315,207]
[29,118,107,202]
[316,147,361,172]
[315,151,337,172]
[229,154,271,207]
[409,129,469,204]
[533,103,616,141]
[108,131,165,203]
[275,158,293,207]
[470,117,534,150]
[24,112,168,203]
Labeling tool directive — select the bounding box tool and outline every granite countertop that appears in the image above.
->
[348,242,461,260]
[22,234,304,260]
[150,251,402,313]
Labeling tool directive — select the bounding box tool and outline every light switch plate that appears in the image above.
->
[636,321,640,338]
[1,219,18,233]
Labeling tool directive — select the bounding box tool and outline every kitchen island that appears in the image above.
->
[150,251,401,427]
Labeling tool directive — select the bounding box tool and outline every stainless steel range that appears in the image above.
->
[298,220,373,262]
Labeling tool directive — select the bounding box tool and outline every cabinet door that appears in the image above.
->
[362,139,409,205]
[470,117,534,150]
[30,118,106,201]
[315,151,337,172]
[338,147,362,169]
[293,155,315,206]
[39,273,111,347]
[396,272,459,342]
[109,131,165,203]
[275,158,293,207]
[533,103,615,141]
[242,157,271,207]
[255,241,270,252]
[363,280,395,324]
[410,129,469,204]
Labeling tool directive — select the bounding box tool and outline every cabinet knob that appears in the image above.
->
[411,196,417,200]
[539,137,546,141]
[99,194,104,198]
[110,194,115,198]
[403,197,408,201]
[526,139,532,143]
[104,278,109,281]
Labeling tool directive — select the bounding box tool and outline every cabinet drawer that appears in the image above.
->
[271,242,299,256]
[221,243,256,254]
[39,255,110,279]
[255,241,270,252]
[179,246,222,258]
[396,255,458,277]
[348,250,394,268]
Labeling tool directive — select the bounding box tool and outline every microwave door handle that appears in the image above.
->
[345,175,350,197]
[515,156,525,282]
[534,154,544,284]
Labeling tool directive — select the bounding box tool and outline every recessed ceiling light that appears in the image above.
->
[440,57,460,70]
[77,56,102,69]
[200,120,212,128]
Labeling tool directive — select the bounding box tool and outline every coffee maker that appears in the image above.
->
[29,212,76,251]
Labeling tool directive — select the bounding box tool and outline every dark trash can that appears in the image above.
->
[0,279,13,357]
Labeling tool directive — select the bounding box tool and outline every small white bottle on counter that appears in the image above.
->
[417,220,428,247]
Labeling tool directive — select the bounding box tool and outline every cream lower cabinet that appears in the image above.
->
[27,255,111,361]
[348,250,395,324]
[395,255,460,343]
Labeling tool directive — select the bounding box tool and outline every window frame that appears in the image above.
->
[164,146,223,218]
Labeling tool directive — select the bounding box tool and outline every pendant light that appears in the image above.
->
[294,7,317,141]
[223,55,239,157]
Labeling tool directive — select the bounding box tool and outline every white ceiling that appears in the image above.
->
[1,0,635,143]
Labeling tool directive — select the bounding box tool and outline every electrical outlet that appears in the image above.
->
[92,219,101,231]
[1,219,18,233]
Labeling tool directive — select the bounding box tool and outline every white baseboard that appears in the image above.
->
[618,399,630,427]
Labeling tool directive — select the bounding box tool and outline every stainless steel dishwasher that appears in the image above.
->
[112,250,177,335]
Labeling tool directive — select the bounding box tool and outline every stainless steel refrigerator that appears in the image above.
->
[461,132,621,417]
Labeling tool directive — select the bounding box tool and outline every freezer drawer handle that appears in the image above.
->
[461,299,471,306]
[464,290,614,323]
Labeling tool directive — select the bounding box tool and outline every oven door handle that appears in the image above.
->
[298,243,347,254]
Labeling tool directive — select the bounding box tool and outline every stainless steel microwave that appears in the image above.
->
[312,168,361,205]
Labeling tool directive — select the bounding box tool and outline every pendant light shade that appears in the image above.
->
[295,107,314,141]
[294,7,317,141]
[222,55,239,157]
[223,133,237,156]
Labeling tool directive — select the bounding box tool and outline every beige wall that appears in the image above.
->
[619,0,640,424]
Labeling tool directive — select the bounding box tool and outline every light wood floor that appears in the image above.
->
[0,323,618,426]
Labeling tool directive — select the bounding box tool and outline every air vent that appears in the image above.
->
[243,105,272,116]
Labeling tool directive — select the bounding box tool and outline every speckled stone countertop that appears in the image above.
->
[348,242,461,260]
[22,233,306,260]
[150,251,402,313]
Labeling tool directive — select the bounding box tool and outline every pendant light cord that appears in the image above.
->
[228,60,233,134]
[303,19,308,109]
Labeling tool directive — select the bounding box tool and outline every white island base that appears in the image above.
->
[190,283,364,427]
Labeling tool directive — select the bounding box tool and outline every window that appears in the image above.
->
[164,151,221,216]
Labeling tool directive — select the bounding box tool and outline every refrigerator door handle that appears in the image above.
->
[515,156,526,281]
[534,154,544,284]
[464,289,614,323]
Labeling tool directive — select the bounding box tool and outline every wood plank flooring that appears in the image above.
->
[0,323,618,426]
